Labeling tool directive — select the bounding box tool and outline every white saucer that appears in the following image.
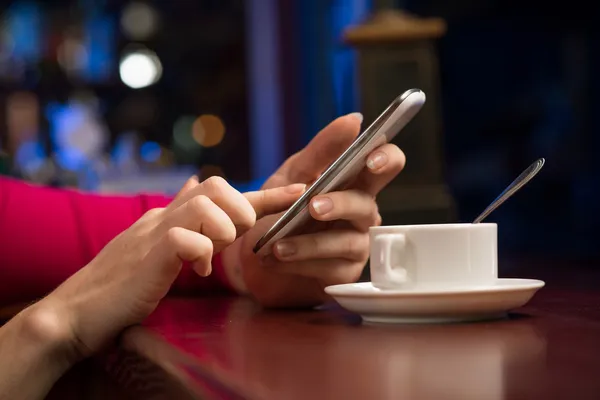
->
[324,278,545,324]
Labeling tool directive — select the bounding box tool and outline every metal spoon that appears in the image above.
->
[473,158,545,223]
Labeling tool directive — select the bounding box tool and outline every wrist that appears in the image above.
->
[0,300,83,398]
[16,299,86,368]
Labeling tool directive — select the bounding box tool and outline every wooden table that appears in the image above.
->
[44,259,600,399]
[79,259,600,400]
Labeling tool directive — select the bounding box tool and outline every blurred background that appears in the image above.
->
[0,0,596,262]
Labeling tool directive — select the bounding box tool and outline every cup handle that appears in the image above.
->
[375,233,407,285]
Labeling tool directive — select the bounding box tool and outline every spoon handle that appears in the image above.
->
[473,158,545,224]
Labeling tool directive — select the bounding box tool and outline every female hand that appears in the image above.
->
[37,176,305,359]
[223,113,407,308]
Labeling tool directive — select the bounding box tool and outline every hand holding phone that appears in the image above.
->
[253,88,426,256]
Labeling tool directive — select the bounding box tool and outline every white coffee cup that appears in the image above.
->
[369,223,498,290]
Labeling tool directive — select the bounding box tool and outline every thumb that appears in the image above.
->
[244,183,306,219]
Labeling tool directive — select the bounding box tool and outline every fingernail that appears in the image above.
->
[275,241,297,257]
[348,112,363,124]
[367,152,388,170]
[285,183,306,194]
[312,197,333,215]
[191,175,199,182]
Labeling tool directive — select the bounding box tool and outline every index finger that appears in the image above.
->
[244,183,306,219]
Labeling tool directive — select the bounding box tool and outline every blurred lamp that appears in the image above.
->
[119,49,162,89]
[140,141,161,163]
[172,115,203,163]
[14,140,45,174]
[121,2,159,40]
[192,114,225,147]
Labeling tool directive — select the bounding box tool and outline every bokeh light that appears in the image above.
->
[121,2,159,40]
[192,114,225,147]
[173,115,197,149]
[57,38,88,75]
[119,48,162,89]
[140,141,162,163]
[6,91,39,147]
[172,115,202,163]
[14,140,45,174]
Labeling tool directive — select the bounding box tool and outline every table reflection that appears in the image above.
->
[157,298,546,400]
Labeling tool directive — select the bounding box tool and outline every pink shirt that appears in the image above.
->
[0,177,233,306]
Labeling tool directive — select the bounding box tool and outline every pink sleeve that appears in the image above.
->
[0,177,234,306]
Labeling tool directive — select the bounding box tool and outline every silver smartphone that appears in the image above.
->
[253,88,426,256]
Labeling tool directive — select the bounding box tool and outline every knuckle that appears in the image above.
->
[258,188,268,204]
[142,207,164,220]
[296,170,314,184]
[197,242,214,260]
[236,194,258,229]
[203,175,230,193]
[309,234,322,254]
[134,207,164,230]
[361,190,376,204]
[347,233,369,260]
[249,201,258,222]
[165,226,185,244]
[238,207,257,230]
[325,263,365,286]
[287,152,301,165]
[351,264,366,283]
[218,223,237,245]
[327,266,354,286]
[201,238,214,254]
[188,194,211,213]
